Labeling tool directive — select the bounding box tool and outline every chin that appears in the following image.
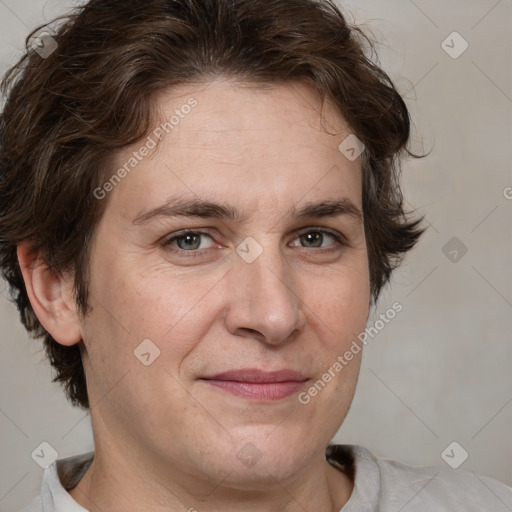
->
[206,427,318,487]
[213,457,308,491]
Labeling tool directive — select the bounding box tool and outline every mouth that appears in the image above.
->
[199,369,309,401]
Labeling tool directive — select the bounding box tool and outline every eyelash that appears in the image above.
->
[161,228,349,257]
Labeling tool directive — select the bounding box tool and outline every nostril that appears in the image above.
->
[238,327,263,338]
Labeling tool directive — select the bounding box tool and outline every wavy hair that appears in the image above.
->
[0,0,424,409]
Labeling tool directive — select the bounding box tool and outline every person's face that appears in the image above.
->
[80,79,370,489]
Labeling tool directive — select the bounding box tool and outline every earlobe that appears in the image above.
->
[17,241,83,346]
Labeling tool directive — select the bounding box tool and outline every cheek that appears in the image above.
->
[86,257,227,367]
[301,262,369,408]
[313,254,370,340]
[80,260,218,427]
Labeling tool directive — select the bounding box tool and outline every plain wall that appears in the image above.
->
[1,0,511,510]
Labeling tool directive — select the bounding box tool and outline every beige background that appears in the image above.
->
[1,0,511,510]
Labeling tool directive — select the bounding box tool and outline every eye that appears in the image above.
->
[161,227,347,258]
[163,230,215,252]
[291,229,347,249]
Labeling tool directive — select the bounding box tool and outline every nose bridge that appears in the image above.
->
[225,235,305,343]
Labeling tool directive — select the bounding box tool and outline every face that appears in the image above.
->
[80,79,370,491]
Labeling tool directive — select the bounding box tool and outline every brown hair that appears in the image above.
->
[0,0,424,410]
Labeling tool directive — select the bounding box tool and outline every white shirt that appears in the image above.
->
[19,444,512,511]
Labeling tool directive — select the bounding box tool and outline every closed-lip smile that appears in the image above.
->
[200,368,309,401]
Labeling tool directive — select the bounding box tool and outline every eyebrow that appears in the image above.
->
[132,196,363,225]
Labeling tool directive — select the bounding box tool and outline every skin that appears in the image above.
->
[18,79,371,512]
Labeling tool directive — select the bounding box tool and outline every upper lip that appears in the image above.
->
[201,369,308,383]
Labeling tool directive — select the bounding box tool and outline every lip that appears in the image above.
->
[200,369,309,401]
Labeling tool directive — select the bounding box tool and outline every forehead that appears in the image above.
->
[152,79,351,152]
[106,79,363,221]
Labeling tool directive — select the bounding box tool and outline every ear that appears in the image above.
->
[17,241,82,346]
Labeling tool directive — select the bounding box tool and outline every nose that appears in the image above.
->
[224,240,306,345]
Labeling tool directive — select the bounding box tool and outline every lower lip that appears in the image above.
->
[202,380,306,401]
